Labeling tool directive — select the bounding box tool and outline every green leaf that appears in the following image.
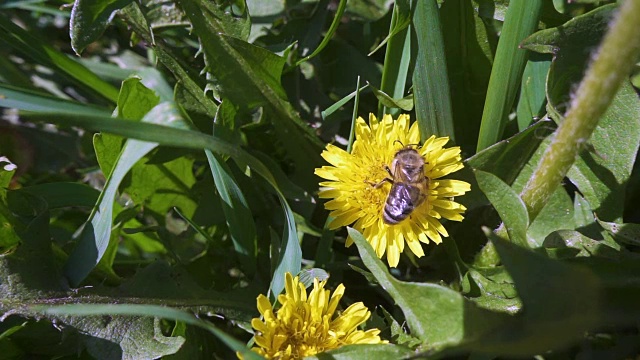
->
[16,182,99,209]
[477,0,543,151]
[297,268,330,289]
[25,108,300,298]
[206,151,257,276]
[369,84,413,111]
[523,4,640,223]
[377,0,411,117]
[1,190,61,297]
[346,0,393,21]
[307,344,414,359]
[597,220,640,247]
[294,0,347,67]
[1,256,257,357]
[175,0,323,182]
[348,227,509,349]
[412,0,454,141]
[463,267,521,314]
[510,137,575,246]
[0,14,119,102]
[461,119,555,210]
[516,54,551,131]
[0,83,111,115]
[481,232,601,355]
[543,230,622,259]
[321,84,369,120]
[119,3,218,118]
[69,0,133,55]
[441,0,494,150]
[0,156,16,189]
[474,170,529,247]
[37,304,262,360]
[116,76,161,119]
[64,102,180,286]
[0,194,21,251]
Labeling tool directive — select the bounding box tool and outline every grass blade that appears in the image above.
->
[377,0,411,117]
[205,151,257,277]
[0,14,119,102]
[412,0,454,141]
[476,0,543,151]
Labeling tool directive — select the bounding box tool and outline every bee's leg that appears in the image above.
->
[369,177,393,188]
[383,165,393,177]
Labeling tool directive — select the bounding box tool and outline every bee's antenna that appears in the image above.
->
[394,139,421,149]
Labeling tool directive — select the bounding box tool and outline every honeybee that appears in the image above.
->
[373,144,429,224]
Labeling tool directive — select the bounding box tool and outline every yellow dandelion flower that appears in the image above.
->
[239,272,386,360]
[315,113,471,267]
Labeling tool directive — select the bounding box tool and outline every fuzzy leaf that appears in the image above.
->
[523,4,640,222]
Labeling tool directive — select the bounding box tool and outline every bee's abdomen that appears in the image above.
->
[382,184,416,224]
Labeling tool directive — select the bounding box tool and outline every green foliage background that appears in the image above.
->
[1,0,640,358]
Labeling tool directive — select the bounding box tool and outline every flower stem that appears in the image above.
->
[520,0,640,222]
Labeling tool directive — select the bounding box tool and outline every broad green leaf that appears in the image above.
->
[65,102,178,286]
[597,220,640,247]
[346,0,393,21]
[177,0,286,105]
[70,0,133,55]
[476,0,543,151]
[566,81,640,223]
[463,267,521,314]
[25,109,300,298]
[525,187,573,246]
[39,304,262,360]
[474,170,529,247]
[510,137,575,246]
[119,2,218,118]
[174,0,324,184]
[143,0,189,30]
[480,232,601,355]
[543,230,623,259]
[307,344,414,359]
[116,76,161,120]
[523,4,640,223]
[1,191,61,298]
[1,258,256,358]
[206,151,257,276]
[573,192,595,230]
[348,227,509,349]
[246,0,285,42]
[0,14,119,102]
[461,119,555,210]
[516,55,551,131]
[98,78,196,225]
[412,0,454,141]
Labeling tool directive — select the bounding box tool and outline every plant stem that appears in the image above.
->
[520,0,640,221]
